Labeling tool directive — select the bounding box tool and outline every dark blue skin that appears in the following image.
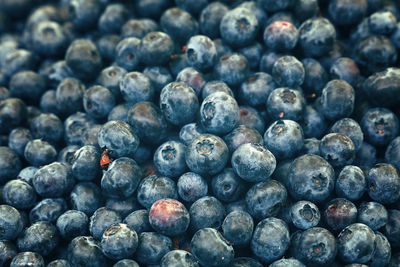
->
[9,71,46,104]
[191,228,234,267]
[56,210,89,240]
[369,231,391,267]
[24,139,57,167]
[30,113,63,145]
[0,98,27,135]
[301,58,329,96]
[267,88,306,122]
[223,125,263,154]
[123,209,152,235]
[330,57,360,88]
[329,118,364,151]
[113,259,140,267]
[55,78,85,116]
[369,11,397,35]
[33,162,74,198]
[67,236,108,267]
[338,223,376,264]
[121,19,159,39]
[231,257,263,267]
[108,104,133,123]
[69,182,103,216]
[68,0,101,32]
[358,201,388,231]
[105,196,140,218]
[97,66,127,99]
[127,101,168,145]
[0,240,17,267]
[132,145,152,165]
[160,82,199,126]
[143,66,173,93]
[177,172,208,202]
[17,166,38,184]
[169,53,189,77]
[367,163,400,204]
[8,128,32,158]
[43,60,73,88]
[239,72,276,108]
[101,223,138,260]
[65,39,102,82]
[89,207,122,240]
[71,145,101,181]
[251,217,290,264]
[263,120,304,160]
[298,17,336,57]
[175,0,207,15]
[134,232,172,265]
[98,4,129,34]
[83,85,115,120]
[323,198,358,232]
[176,67,206,96]
[47,260,72,267]
[139,31,175,67]
[214,53,249,87]
[64,112,94,146]
[319,133,356,168]
[390,253,400,267]
[336,165,366,201]
[2,179,37,209]
[160,8,199,45]
[301,138,320,155]
[294,227,337,266]
[264,21,298,52]
[232,143,276,183]
[2,49,37,78]
[120,71,155,104]
[272,56,304,88]
[384,209,400,249]
[0,204,23,240]
[96,35,120,64]
[17,221,59,256]
[30,21,68,57]
[245,179,287,220]
[213,38,232,58]
[185,134,229,176]
[211,168,247,203]
[320,80,355,121]
[200,92,239,135]
[361,108,399,147]
[328,0,367,26]
[98,120,140,158]
[386,136,400,171]
[363,67,400,108]
[153,141,187,178]
[238,42,263,70]
[202,81,233,101]
[259,50,284,74]
[294,0,319,23]
[161,250,199,267]
[287,154,335,203]
[290,200,320,230]
[199,2,229,39]
[10,252,45,267]
[136,175,178,209]
[82,124,101,147]
[29,198,67,223]
[101,157,142,199]
[355,142,377,167]
[185,35,217,71]
[238,106,265,135]
[189,196,226,232]
[222,211,253,247]
[0,146,22,182]
[0,87,9,100]
[225,200,248,214]
[115,37,141,71]
[270,258,306,267]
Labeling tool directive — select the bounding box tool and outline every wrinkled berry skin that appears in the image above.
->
[67,236,108,267]
[185,134,229,176]
[366,163,400,204]
[191,228,234,267]
[251,217,290,264]
[149,198,190,236]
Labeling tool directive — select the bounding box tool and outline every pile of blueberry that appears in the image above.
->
[1,0,400,266]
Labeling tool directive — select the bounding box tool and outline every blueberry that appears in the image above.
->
[384,209,400,249]
[160,250,199,267]
[190,196,226,232]
[336,165,366,201]
[97,66,127,99]
[56,210,89,240]
[185,134,229,176]
[355,142,377,167]
[101,223,138,260]
[98,4,129,34]
[358,201,388,231]
[224,125,263,155]
[17,166,38,184]
[176,67,206,96]
[83,85,115,119]
[17,221,59,256]
[115,37,141,71]
[89,207,122,240]
[113,259,140,267]
[154,141,187,177]
[264,21,298,51]
[338,223,376,263]
[67,236,108,267]
[199,2,229,39]
[24,139,57,167]
[369,11,397,35]
[263,120,304,159]
[222,211,253,246]
[185,35,217,71]
[237,108,265,135]
[0,98,27,135]
[366,163,400,204]
[71,145,101,181]
[301,58,329,96]
[160,82,199,126]
[0,146,22,183]
[120,71,155,104]
[177,172,208,202]
[160,8,199,44]
[324,198,358,232]
[134,232,172,265]
[29,198,67,223]
[143,66,173,93]
[251,217,290,263]
[294,0,318,23]
[294,227,337,266]
[269,258,306,267]
[290,200,320,230]
[96,35,120,64]
[2,179,37,209]
[211,168,247,203]
[31,21,68,57]
[55,78,85,116]
[47,259,72,267]
[149,198,190,236]
[121,19,159,39]
[2,49,37,78]
[9,71,46,104]
[287,154,335,202]
[64,112,94,146]
[70,182,103,216]
[214,53,249,87]
[328,0,367,26]
[123,209,152,235]
[239,72,276,108]
[137,175,178,209]
[369,231,392,267]
[68,0,101,32]
[10,252,45,267]
[0,240,17,267]
[191,228,234,267]
[267,88,306,121]
[0,204,23,240]
[301,138,320,155]
[106,196,140,218]
[319,133,356,168]
[320,80,355,121]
